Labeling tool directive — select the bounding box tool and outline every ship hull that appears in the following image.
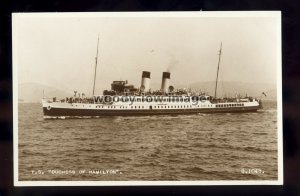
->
[43,106,260,118]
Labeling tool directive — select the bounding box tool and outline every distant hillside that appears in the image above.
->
[18,83,73,103]
[188,81,277,100]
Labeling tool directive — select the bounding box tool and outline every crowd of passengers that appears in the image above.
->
[51,89,256,104]
[52,96,255,104]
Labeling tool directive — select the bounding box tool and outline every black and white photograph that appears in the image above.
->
[13,12,282,185]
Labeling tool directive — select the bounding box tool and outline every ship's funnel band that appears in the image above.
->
[142,71,151,79]
[162,72,170,79]
[141,71,151,92]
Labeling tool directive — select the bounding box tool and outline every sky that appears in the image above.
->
[13,12,281,96]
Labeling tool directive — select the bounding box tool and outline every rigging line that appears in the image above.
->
[214,42,222,98]
[220,72,225,97]
[92,33,100,96]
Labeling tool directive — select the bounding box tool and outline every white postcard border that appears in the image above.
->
[12,11,283,186]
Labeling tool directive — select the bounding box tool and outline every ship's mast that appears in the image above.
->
[92,34,100,96]
[214,42,222,98]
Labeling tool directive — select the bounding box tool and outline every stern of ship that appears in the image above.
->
[259,99,263,109]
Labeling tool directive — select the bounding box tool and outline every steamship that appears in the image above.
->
[42,40,262,118]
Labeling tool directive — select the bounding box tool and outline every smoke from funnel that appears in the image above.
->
[166,59,179,72]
